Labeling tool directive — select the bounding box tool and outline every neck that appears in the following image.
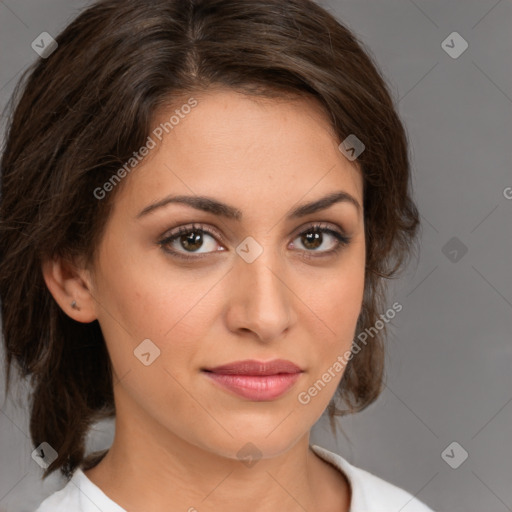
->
[83,386,350,512]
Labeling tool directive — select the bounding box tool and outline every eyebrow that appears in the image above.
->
[136,190,361,220]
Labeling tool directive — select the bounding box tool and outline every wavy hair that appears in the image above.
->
[0,0,420,479]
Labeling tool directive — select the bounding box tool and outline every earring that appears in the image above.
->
[71,300,81,311]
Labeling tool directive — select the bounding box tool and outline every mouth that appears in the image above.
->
[201,359,304,401]
[202,359,303,375]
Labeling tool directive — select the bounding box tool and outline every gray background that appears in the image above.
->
[1,0,511,510]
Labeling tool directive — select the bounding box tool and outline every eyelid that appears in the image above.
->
[290,220,348,239]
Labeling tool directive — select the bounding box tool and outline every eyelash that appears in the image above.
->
[157,222,351,261]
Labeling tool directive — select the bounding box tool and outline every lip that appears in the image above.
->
[203,359,303,375]
[202,359,303,401]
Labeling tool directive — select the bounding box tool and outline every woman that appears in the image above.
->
[0,0,434,510]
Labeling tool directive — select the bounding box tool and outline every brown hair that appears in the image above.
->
[0,0,420,479]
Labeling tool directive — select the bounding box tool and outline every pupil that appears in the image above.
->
[303,230,321,249]
[182,231,203,251]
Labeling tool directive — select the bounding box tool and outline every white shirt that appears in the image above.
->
[34,444,435,511]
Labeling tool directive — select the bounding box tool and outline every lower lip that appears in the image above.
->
[203,371,302,401]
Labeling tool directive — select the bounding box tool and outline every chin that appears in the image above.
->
[193,425,307,463]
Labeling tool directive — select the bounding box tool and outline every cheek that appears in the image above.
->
[94,265,216,422]
[305,257,365,335]
[295,271,364,412]
[299,256,365,384]
[95,256,222,375]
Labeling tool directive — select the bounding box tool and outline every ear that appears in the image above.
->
[41,255,98,323]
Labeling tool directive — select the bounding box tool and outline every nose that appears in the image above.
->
[224,244,297,343]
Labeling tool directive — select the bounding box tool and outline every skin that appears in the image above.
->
[42,87,365,512]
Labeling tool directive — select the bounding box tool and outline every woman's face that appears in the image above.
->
[84,88,365,460]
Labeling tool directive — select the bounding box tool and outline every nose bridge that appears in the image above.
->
[230,237,294,339]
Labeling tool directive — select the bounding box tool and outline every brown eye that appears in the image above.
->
[159,224,224,259]
[178,230,206,252]
[291,224,351,255]
[158,222,350,261]
[300,229,325,250]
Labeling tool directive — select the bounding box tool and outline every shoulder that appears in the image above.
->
[34,467,126,512]
[311,444,436,512]
[34,472,80,511]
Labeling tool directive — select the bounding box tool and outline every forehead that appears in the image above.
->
[117,88,363,217]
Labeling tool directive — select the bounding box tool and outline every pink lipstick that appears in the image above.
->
[202,359,303,401]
